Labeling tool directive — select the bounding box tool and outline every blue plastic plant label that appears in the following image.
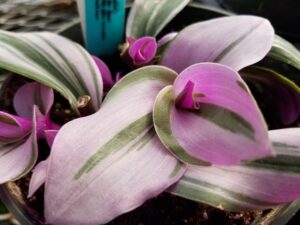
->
[78,0,125,56]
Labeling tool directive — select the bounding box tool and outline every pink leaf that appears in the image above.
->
[44,130,58,148]
[0,111,32,143]
[92,56,115,91]
[28,159,48,198]
[44,66,185,225]
[160,16,274,73]
[154,63,273,166]
[13,82,54,119]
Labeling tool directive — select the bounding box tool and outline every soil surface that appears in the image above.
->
[16,173,260,225]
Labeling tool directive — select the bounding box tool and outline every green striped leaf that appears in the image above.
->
[257,35,300,86]
[126,0,189,38]
[44,66,186,225]
[269,35,300,72]
[0,31,103,113]
[241,66,300,126]
[169,128,300,211]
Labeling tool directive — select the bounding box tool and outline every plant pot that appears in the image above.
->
[217,0,300,44]
[0,2,300,225]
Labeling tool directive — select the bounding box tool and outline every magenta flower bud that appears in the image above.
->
[128,36,157,65]
[93,56,121,93]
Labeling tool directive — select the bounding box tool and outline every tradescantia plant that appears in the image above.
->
[0,0,300,224]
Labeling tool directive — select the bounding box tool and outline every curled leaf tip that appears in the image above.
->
[175,80,204,110]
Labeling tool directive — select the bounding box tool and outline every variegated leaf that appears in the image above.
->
[45,66,186,225]
[0,31,103,113]
[0,107,38,184]
[126,0,189,38]
[160,16,274,73]
[269,35,300,72]
[154,63,273,166]
[169,128,300,211]
[241,66,300,126]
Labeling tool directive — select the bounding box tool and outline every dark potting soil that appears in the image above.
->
[14,174,260,225]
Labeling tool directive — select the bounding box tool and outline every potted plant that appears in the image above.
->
[0,0,300,225]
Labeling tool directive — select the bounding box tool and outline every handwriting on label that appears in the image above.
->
[94,0,120,40]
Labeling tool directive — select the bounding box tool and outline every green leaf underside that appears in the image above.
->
[214,21,264,63]
[154,86,209,166]
[190,104,255,141]
[74,113,153,180]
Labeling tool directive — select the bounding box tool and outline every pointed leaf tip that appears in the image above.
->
[28,159,48,198]
[161,16,274,72]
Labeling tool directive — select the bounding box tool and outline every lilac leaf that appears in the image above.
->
[28,159,48,198]
[92,56,115,92]
[13,82,54,119]
[0,111,32,144]
[154,63,273,166]
[0,107,38,184]
[169,128,300,211]
[44,130,58,148]
[160,16,274,73]
[12,82,59,139]
[45,66,186,225]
